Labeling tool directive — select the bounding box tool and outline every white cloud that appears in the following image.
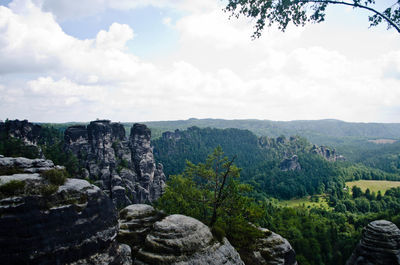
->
[162,17,171,26]
[0,0,400,123]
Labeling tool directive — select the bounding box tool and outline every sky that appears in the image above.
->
[0,0,399,123]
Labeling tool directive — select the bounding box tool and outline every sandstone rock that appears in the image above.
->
[0,156,130,265]
[0,156,57,174]
[118,204,165,255]
[134,214,245,265]
[0,119,41,146]
[280,155,301,171]
[346,220,400,265]
[64,120,166,208]
[240,228,297,265]
[311,145,345,161]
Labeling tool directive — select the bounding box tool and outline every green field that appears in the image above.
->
[346,180,400,194]
[277,195,331,209]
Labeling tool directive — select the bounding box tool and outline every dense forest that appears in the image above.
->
[152,126,400,200]
[155,147,400,265]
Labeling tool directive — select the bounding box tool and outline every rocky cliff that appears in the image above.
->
[64,120,166,208]
[0,119,41,146]
[0,156,131,265]
[346,220,400,265]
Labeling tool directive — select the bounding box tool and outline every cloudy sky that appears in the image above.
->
[0,0,399,123]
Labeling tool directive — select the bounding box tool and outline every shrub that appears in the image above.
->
[0,180,26,197]
[41,169,68,186]
[40,184,59,197]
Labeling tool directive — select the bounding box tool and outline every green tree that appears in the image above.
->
[156,146,263,250]
[352,185,363,198]
[224,0,400,38]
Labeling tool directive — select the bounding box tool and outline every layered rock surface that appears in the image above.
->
[240,228,297,265]
[346,220,400,265]
[64,120,166,208]
[118,204,165,255]
[0,156,131,265]
[118,204,245,265]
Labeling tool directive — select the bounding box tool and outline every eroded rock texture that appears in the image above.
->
[135,214,245,265]
[240,228,297,265]
[118,204,165,256]
[0,156,131,265]
[346,220,400,265]
[117,204,244,265]
[0,156,61,173]
[64,120,165,208]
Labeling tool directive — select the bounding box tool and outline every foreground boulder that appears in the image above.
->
[346,220,400,265]
[0,156,131,265]
[64,120,166,208]
[240,228,297,265]
[118,204,165,255]
[117,204,244,265]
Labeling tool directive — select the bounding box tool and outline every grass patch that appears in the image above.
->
[277,195,331,210]
[346,180,400,194]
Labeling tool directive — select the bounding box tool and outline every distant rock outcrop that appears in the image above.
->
[0,156,131,265]
[117,204,245,265]
[64,120,166,208]
[0,119,41,146]
[280,155,301,171]
[240,228,297,265]
[346,220,400,265]
[311,145,345,161]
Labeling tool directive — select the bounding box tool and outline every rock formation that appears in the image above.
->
[0,156,61,173]
[0,156,131,265]
[117,204,245,265]
[240,228,297,265]
[311,145,345,161]
[64,120,166,208]
[280,155,301,171]
[0,119,41,146]
[118,204,165,256]
[346,220,400,265]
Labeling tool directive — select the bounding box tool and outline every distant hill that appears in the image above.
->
[140,118,400,144]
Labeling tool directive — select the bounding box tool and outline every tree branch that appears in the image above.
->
[296,0,400,33]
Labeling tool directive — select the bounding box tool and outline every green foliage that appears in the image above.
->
[153,126,346,200]
[0,180,26,197]
[40,184,59,197]
[0,136,40,159]
[41,169,68,186]
[224,0,400,37]
[156,147,263,251]
[211,225,226,243]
